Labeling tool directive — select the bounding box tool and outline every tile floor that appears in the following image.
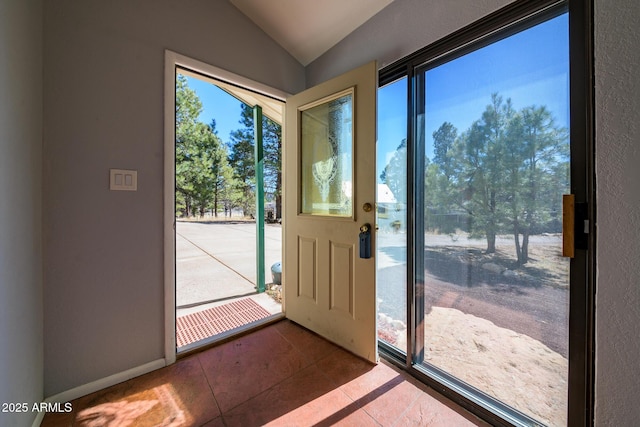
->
[41,320,490,426]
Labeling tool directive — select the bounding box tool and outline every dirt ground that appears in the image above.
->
[377,233,569,426]
[380,307,567,427]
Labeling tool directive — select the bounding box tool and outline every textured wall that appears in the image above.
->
[594,0,640,424]
[42,0,303,396]
[0,0,43,426]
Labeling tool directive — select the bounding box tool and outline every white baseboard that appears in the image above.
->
[33,358,167,426]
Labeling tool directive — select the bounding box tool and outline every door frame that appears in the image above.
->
[377,0,595,425]
[163,50,289,363]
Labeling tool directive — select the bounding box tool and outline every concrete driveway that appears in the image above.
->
[176,220,282,311]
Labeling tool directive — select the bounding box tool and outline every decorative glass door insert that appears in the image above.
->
[299,90,354,217]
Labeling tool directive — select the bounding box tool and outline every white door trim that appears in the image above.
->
[163,50,289,363]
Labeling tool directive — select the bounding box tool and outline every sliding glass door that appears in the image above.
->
[415,11,570,426]
[377,77,408,354]
[377,1,592,425]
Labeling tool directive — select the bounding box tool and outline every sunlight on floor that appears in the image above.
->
[75,384,191,427]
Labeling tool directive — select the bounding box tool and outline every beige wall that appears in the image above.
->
[0,0,43,426]
[42,0,303,396]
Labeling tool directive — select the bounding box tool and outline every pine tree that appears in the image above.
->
[228,104,283,219]
[175,75,234,218]
[228,104,256,217]
[175,75,203,217]
[431,93,569,264]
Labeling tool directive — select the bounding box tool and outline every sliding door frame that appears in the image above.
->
[378,0,595,425]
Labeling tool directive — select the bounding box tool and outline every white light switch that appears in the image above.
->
[110,169,137,191]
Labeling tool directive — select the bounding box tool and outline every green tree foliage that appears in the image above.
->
[429,123,459,234]
[436,94,569,265]
[228,104,282,219]
[433,122,457,179]
[459,94,515,253]
[175,74,201,217]
[175,75,235,218]
[206,120,235,218]
[502,104,569,263]
[402,92,569,265]
[228,105,257,217]
[175,76,282,220]
[380,139,407,204]
[263,114,283,219]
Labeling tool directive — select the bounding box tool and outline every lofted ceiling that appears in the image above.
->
[230,0,394,66]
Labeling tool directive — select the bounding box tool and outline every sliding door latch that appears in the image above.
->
[563,194,589,257]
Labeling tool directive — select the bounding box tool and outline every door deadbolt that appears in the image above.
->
[363,202,373,212]
[359,223,372,258]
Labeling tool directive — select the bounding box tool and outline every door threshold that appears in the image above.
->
[176,291,259,310]
[177,313,285,358]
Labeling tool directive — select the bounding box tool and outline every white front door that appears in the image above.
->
[284,61,378,363]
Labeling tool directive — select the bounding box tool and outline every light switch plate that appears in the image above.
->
[110,169,137,191]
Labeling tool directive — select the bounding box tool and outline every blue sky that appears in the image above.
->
[180,75,246,144]
[378,13,569,180]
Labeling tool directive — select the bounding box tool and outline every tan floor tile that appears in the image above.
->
[71,357,219,426]
[197,324,306,412]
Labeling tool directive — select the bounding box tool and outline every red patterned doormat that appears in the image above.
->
[176,298,272,348]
